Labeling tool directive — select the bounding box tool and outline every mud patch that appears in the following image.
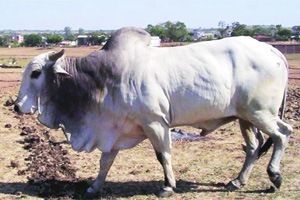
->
[285,86,300,128]
[16,124,89,199]
[0,65,22,69]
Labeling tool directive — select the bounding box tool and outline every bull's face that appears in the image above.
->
[14,53,50,114]
[14,50,70,117]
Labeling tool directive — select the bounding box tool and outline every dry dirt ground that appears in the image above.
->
[0,47,299,199]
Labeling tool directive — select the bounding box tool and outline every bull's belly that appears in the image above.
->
[113,134,147,150]
[170,101,236,129]
[168,82,233,126]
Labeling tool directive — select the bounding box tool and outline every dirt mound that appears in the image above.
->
[285,87,300,128]
[0,65,22,69]
[16,124,89,199]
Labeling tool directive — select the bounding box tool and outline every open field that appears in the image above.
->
[0,47,299,199]
[0,46,101,59]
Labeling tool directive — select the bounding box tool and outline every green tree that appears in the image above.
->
[276,28,293,41]
[218,21,229,38]
[64,26,75,41]
[47,34,63,44]
[146,21,192,42]
[292,26,300,41]
[252,25,276,36]
[88,32,106,45]
[64,26,72,35]
[0,35,10,47]
[165,21,192,42]
[78,28,85,35]
[231,22,253,36]
[24,34,42,47]
[146,24,167,40]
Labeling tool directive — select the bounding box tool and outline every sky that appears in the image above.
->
[1,0,299,30]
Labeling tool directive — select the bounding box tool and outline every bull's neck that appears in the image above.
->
[60,50,115,91]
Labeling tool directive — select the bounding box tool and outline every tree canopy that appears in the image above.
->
[78,28,85,35]
[47,34,63,44]
[146,21,192,42]
[24,34,42,47]
[64,26,75,41]
[276,27,293,41]
[88,32,106,45]
[0,35,10,47]
[231,22,253,36]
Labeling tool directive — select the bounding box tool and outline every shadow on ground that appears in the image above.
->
[0,178,276,199]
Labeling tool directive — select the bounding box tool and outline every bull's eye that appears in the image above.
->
[31,70,41,79]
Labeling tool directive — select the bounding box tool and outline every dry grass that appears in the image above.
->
[0,47,299,199]
[0,46,101,59]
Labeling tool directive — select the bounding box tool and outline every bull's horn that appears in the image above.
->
[49,49,65,62]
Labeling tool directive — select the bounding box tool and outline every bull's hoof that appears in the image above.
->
[84,191,99,199]
[225,180,244,191]
[85,187,99,199]
[157,187,174,198]
[267,170,283,189]
[270,174,283,189]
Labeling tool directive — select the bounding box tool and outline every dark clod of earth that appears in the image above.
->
[3,97,14,106]
[10,161,19,168]
[0,65,22,69]
[285,87,300,125]
[4,124,12,128]
[17,125,90,199]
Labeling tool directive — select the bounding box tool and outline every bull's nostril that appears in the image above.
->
[14,105,19,112]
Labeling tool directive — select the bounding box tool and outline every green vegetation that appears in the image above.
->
[47,34,63,45]
[0,35,10,47]
[229,22,295,40]
[88,32,106,45]
[146,21,193,42]
[0,22,298,49]
[64,26,75,41]
[24,34,42,47]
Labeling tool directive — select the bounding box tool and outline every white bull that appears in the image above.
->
[14,27,293,197]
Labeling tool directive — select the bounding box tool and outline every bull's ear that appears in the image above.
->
[49,49,65,62]
[54,64,72,78]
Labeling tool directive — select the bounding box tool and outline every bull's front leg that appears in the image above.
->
[143,121,176,198]
[155,151,176,197]
[86,149,119,197]
[226,119,259,191]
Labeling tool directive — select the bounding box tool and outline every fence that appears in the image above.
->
[272,44,300,54]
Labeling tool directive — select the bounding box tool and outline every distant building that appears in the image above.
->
[150,36,161,47]
[253,35,275,42]
[10,34,23,43]
[58,40,77,47]
[192,28,218,40]
[77,35,89,46]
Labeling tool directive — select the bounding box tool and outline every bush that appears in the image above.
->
[24,34,42,47]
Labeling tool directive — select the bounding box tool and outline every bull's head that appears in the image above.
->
[14,49,70,119]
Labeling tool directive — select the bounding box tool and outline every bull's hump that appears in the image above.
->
[102,27,151,51]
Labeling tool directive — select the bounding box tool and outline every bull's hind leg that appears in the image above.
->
[249,114,292,189]
[226,119,260,191]
[265,119,292,188]
[143,121,176,197]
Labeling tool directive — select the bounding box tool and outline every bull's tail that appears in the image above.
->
[257,48,289,158]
